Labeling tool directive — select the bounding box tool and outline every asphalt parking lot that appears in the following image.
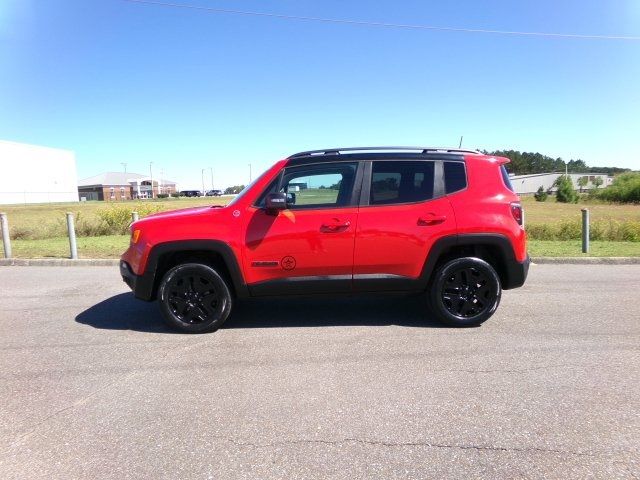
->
[0,264,638,479]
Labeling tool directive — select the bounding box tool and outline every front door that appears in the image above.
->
[243,161,361,295]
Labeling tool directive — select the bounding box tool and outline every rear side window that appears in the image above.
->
[500,165,515,192]
[444,161,467,194]
[370,161,434,205]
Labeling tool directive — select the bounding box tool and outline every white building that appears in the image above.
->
[0,140,79,205]
[509,172,612,195]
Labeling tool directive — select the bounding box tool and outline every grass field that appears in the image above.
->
[1,194,639,258]
[520,196,640,223]
[1,196,228,235]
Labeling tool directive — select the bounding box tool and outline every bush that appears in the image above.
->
[93,204,162,236]
[157,193,169,199]
[534,186,548,202]
[554,175,579,203]
[593,172,640,204]
[526,220,640,242]
[170,193,180,198]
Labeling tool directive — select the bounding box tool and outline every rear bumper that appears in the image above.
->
[120,260,155,301]
[503,255,530,290]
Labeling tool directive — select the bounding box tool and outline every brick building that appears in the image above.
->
[78,172,177,201]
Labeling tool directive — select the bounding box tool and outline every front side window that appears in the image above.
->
[370,161,435,205]
[279,162,357,209]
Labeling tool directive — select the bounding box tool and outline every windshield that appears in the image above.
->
[227,169,270,207]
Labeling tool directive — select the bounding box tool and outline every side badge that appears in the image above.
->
[281,256,296,271]
[232,210,241,217]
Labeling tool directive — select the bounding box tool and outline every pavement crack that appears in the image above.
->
[207,435,614,458]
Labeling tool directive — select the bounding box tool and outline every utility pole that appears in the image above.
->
[201,169,206,196]
[248,163,252,183]
[210,168,214,190]
[149,162,154,199]
[159,169,164,195]
[121,162,127,173]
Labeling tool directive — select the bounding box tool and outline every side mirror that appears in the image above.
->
[265,192,288,214]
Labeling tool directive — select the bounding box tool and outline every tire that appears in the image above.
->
[428,257,501,327]
[158,263,233,333]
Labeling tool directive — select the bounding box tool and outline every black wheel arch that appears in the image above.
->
[135,240,249,301]
[420,234,526,290]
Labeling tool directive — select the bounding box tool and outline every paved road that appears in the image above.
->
[0,264,638,479]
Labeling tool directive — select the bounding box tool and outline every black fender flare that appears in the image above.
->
[420,233,526,290]
[136,240,248,300]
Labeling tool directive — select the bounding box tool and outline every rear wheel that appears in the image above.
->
[158,263,233,333]
[429,257,501,327]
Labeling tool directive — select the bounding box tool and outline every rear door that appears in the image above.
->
[353,160,457,291]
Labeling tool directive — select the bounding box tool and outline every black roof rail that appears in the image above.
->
[287,146,481,158]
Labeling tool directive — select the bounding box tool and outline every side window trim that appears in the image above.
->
[434,161,445,198]
[359,161,372,207]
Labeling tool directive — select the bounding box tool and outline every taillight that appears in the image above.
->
[510,203,523,226]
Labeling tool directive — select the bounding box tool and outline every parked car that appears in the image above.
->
[179,190,202,197]
[121,147,529,333]
[205,189,222,197]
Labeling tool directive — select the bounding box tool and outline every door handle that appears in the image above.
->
[418,215,447,226]
[320,220,351,233]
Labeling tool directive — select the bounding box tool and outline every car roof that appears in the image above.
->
[285,146,481,165]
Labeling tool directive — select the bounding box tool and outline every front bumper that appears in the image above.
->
[502,255,530,290]
[120,260,155,301]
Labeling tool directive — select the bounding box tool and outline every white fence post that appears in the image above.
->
[66,212,78,259]
[0,213,11,259]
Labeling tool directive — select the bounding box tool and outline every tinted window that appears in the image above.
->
[279,162,357,208]
[370,161,434,205]
[444,161,467,194]
[500,165,515,192]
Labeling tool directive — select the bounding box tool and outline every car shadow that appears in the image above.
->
[75,292,448,333]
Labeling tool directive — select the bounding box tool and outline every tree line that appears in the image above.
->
[484,150,631,176]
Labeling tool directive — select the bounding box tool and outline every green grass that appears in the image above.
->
[1,197,227,239]
[520,195,640,224]
[528,240,640,257]
[10,235,130,259]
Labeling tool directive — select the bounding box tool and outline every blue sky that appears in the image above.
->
[1,0,639,189]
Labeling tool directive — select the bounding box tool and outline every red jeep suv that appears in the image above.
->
[120,147,529,332]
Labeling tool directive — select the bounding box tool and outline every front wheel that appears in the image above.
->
[158,263,233,333]
[429,257,501,327]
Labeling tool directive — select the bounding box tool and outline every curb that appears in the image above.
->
[531,257,640,265]
[1,257,639,267]
[0,258,119,267]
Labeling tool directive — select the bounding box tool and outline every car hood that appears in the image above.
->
[136,206,224,224]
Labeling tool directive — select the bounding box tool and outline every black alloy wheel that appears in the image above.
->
[429,257,501,327]
[158,263,233,333]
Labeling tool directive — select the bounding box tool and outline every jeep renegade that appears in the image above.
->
[121,147,529,332]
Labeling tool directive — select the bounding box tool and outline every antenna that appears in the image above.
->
[459,136,463,148]
[121,162,127,173]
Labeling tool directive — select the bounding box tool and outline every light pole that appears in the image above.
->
[248,163,252,183]
[201,169,206,196]
[210,167,214,190]
[149,162,154,199]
